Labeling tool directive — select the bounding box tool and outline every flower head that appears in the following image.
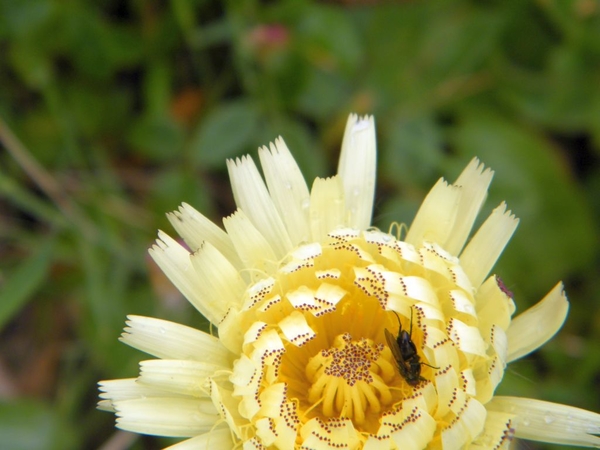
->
[99,114,600,449]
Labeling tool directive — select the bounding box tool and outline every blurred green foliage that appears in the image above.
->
[0,0,599,449]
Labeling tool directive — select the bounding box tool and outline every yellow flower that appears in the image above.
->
[99,114,600,449]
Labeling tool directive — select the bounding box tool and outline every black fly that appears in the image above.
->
[384,307,437,386]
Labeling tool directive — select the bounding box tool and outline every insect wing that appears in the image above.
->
[399,331,418,360]
[385,328,405,366]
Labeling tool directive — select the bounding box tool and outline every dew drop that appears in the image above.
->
[159,327,166,334]
[544,416,555,424]
[302,199,310,210]
[522,419,530,426]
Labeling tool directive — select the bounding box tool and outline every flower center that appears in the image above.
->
[305,332,396,425]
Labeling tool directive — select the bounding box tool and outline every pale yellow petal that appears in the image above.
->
[223,210,278,279]
[487,396,600,447]
[167,202,241,269]
[98,378,184,411]
[278,311,316,346]
[337,114,377,230]
[447,318,487,357]
[164,427,234,449]
[389,407,437,450]
[475,275,516,336]
[119,315,232,366]
[405,178,461,249]
[470,410,515,450]
[254,384,299,450]
[434,367,460,419]
[459,202,519,288]
[190,241,246,323]
[301,418,361,450]
[506,282,569,362]
[259,138,311,245]
[209,379,245,438]
[227,155,292,258]
[309,176,346,242]
[138,359,225,397]
[114,397,218,438]
[441,393,486,450]
[215,304,243,353]
[149,231,209,317]
[443,158,494,255]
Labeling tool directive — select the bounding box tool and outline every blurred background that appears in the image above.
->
[0,0,599,449]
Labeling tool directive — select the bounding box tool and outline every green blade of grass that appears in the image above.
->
[0,237,55,331]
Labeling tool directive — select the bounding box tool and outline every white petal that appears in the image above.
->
[149,231,209,318]
[487,396,600,447]
[114,397,218,437]
[405,178,461,249]
[190,241,246,323]
[506,282,569,362]
[459,202,519,288]
[227,156,292,258]
[309,176,346,242]
[223,210,278,280]
[138,359,224,397]
[165,426,234,449]
[337,114,377,230]
[167,203,242,269]
[443,158,494,255]
[259,138,311,245]
[120,315,232,366]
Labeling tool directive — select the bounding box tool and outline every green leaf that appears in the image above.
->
[128,114,185,162]
[0,0,53,39]
[451,109,597,298]
[0,238,54,331]
[0,400,75,450]
[297,4,363,74]
[0,170,66,228]
[380,113,445,187]
[191,100,261,168]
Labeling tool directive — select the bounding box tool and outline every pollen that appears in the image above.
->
[305,333,393,425]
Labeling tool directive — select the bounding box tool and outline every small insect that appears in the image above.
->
[385,307,437,386]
